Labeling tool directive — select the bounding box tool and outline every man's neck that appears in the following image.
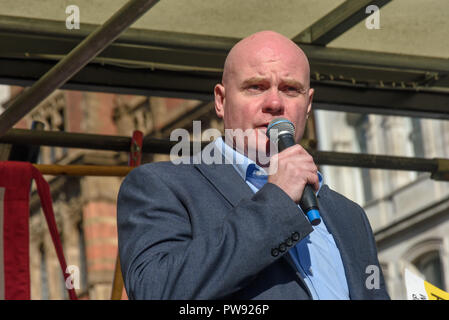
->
[221,137,272,169]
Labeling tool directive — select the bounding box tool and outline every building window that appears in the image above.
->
[413,251,445,290]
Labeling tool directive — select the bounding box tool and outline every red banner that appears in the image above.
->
[0,161,77,300]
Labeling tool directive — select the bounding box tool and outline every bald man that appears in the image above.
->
[117,31,390,300]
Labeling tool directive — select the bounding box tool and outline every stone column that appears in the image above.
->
[43,230,64,299]
[441,236,449,292]
[29,214,45,300]
[60,197,84,297]
[442,121,449,158]
[81,176,121,300]
[366,115,391,226]
[381,116,415,190]
[389,260,406,300]
[420,118,437,158]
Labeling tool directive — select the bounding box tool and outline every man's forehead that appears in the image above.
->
[223,31,310,85]
[234,43,304,67]
[231,54,310,84]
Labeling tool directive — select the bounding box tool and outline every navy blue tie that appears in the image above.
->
[245,164,268,190]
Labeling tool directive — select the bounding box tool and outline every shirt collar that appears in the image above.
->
[214,137,323,195]
[214,136,266,180]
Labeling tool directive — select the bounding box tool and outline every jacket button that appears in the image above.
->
[285,238,293,246]
[292,232,300,241]
[271,248,279,257]
[279,243,287,252]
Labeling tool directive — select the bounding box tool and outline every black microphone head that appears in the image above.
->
[266,118,295,143]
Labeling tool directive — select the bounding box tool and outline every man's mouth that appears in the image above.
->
[255,125,272,155]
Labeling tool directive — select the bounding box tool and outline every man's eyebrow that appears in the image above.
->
[282,79,306,89]
[240,77,307,89]
[240,77,268,87]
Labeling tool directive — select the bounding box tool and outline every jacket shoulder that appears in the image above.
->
[127,160,196,179]
[120,161,204,195]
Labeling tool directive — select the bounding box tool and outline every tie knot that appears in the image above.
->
[245,164,267,189]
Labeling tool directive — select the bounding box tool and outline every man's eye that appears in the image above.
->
[246,84,265,92]
[282,86,303,96]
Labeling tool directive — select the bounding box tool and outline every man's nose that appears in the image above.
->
[262,88,284,115]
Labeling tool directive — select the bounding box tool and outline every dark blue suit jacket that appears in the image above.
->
[117,156,390,299]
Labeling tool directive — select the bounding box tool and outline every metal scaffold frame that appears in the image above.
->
[1,128,448,181]
[0,0,447,178]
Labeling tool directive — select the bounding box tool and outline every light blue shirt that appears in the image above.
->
[215,137,350,300]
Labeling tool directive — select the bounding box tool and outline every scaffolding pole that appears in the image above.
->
[33,164,132,177]
[0,128,182,154]
[2,130,444,180]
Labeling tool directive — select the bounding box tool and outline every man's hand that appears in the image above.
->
[267,145,319,204]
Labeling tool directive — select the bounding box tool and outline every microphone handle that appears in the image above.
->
[277,133,296,153]
[277,133,321,226]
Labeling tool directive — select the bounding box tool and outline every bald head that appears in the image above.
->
[222,31,311,87]
[214,30,314,153]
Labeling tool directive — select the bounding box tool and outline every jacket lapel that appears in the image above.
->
[193,144,254,208]
[195,161,255,207]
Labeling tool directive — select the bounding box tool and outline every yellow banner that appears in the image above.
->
[424,281,449,300]
[405,268,449,300]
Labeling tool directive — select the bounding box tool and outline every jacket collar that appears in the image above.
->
[193,141,254,207]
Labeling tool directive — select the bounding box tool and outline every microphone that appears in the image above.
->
[266,118,321,226]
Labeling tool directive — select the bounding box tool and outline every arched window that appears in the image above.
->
[402,239,446,292]
[413,251,445,291]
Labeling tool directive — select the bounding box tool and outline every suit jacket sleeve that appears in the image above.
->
[117,164,314,299]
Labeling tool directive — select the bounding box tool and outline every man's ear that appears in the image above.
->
[306,87,314,117]
[214,83,225,119]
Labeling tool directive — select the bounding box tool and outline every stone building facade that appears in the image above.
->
[315,107,449,299]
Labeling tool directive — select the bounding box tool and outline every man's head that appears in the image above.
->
[214,30,314,163]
